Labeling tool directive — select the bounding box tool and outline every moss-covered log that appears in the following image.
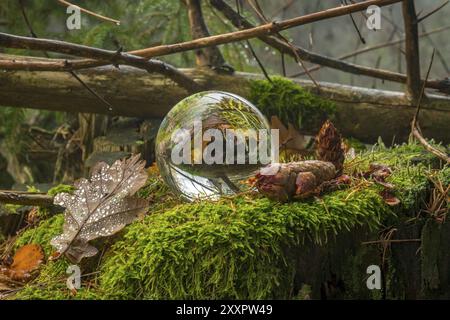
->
[4,143,449,300]
[1,56,450,144]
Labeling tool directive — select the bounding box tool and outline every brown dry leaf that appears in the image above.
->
[363,163,394,189]
[1,244,44,282]
[271,116,308,157]
[51,154,149,263]
[380,190,400,206]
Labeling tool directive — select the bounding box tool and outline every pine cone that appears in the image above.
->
[315,120,345,175]
[255,161,336,202]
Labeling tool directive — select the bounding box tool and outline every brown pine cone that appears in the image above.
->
[315,120,345,175]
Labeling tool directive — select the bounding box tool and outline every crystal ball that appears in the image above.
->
[155,91,273,201]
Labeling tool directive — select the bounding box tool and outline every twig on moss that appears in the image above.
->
[56,0,121,25]
[411,49,450,164]
[0,190,54,207]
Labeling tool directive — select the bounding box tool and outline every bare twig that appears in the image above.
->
[341,0,366,44]
[0,190,54,207]
[362,238,421,245]
[416,0,449,23]
[292,25,450,77]
[245,0,319,87]
[18,0,113,110]
[236,1,272,82]
[56,0,120,25]
[209,0,450,93]
[0,32,201,92]
[411,49,450,164]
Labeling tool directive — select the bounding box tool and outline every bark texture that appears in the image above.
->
[1,60,450,144]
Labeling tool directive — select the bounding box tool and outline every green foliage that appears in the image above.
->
[47,184,76,197]
[9,143,446,300]
[99,186,390,299]
[0,107,25,152]
[14,214,64,256]
[249,77,336,130]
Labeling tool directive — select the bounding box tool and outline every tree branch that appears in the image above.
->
[402,0,421,103]
[0,190,54,207]
[131,0,403,59]
[292,24,450,77]
[2,0,403,73]
[210,0,450,93]
[0,32,201,93]
[185,0,227,69]
[411,49,450,164]
[56,0,121,25]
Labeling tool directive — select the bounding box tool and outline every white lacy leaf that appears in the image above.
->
[51,154,149,263]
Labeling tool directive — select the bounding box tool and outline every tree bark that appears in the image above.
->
[186,0,226,68]
[0,61,449,144]
[402,0,421,103]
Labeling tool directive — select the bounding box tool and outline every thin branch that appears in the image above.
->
[411,49,450,164]
[420,25,450,74]
[209,0,449,92]
[292,25,450,77]
[18,0,113,110]
[416,0,449,23]
[341,0,366,44]
[0,32,201,92]
[0,190,54,207]
[129,0,405,59]
[362,239,421,245]
[236,0,272,82]
[56,0,120,25]
[245,0,319,87]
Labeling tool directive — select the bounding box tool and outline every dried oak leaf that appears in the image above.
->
[0,244,44,282]
[51,154,149,263]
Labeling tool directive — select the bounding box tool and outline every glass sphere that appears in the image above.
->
[155,91,272,201]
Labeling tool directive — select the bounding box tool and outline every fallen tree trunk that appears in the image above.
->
[0,61,449,143]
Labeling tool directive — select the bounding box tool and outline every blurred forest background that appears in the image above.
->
[0,0,449,189]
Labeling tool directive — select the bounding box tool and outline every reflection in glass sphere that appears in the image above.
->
[155,91,272,201]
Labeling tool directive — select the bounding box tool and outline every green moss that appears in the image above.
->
[9,143,447,300]
[47,184,76,197]
[14,214,64,256]
[249,77,336,130]
[99,185,391,299]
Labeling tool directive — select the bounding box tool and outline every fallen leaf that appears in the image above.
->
[271,116,308,158]
[51,154,149,263]
[363,163,394,188]
[1,244,44,282]
[380,190,401,206]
